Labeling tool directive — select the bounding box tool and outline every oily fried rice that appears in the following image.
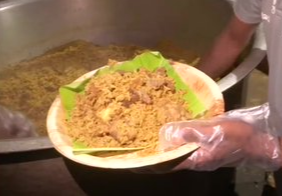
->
[66,68,192,148]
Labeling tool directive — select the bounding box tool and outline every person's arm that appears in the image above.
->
[129,0,274,174]
[198,15,258,79]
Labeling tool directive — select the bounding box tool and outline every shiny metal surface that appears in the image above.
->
[0,0,232,65]
[0,0,265,153]
[218,49,266,92]
[0,137,53,154]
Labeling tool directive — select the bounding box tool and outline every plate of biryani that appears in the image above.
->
[47,51,224,169]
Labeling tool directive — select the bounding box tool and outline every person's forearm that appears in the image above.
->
[198,33,246,79]
[197,16,257,79]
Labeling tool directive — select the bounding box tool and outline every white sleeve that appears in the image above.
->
[233,0,262,24]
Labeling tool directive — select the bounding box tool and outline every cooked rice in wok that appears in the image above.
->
[67,68,192,148]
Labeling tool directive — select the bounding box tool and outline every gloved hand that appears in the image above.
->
[0,106,38,139]
[157,103,281,172]
[131,103,282,174]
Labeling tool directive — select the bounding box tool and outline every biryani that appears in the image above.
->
[66,68,192,148]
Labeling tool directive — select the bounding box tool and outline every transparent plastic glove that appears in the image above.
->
[0,106,37,139]
[158,103,282,172]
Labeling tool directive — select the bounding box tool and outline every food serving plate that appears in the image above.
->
[47,58,224,169]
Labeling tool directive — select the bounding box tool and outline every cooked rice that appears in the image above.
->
[67,68,192,148]
[0,40,199,136]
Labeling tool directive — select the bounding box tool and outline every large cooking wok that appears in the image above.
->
[0,0,266,155]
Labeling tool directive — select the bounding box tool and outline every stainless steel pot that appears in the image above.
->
[0,0,266,154]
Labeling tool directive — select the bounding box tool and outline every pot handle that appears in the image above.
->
[217,48,266,92]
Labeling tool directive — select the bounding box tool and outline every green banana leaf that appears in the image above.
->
[72,141,149,155]
[59,51,207,153]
